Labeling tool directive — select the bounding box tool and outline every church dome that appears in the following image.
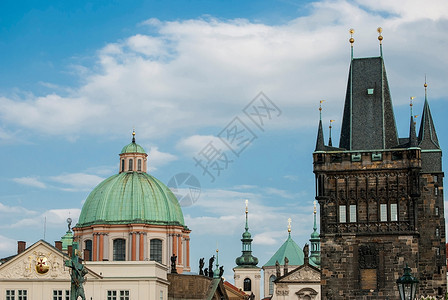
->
[76,133,185,228]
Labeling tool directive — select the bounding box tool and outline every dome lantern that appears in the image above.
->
[119,130,148,173]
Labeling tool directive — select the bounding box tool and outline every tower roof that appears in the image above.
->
[418,87,440,150]
[339,57,399,150]
[235,200,258,268]
[263,233,304,267]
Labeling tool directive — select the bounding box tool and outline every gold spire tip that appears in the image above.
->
[314,200,317,214]
[287,218,292,233]
[245,199,248,213]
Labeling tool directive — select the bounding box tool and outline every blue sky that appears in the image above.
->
[1,0,448,285]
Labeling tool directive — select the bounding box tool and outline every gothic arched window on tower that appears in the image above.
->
[113,239,126,261]
[349,204,357,222]
[150,239,162,263]
[128,159,133,171]
[85,240,92,261]
[269,275,276,295]
[243,278,252,291]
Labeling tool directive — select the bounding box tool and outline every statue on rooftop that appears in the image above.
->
[275,260,281,277]
[65,242,87,300]
[199,258,205,275]
[208,255,215,278]
[171,254,177,274]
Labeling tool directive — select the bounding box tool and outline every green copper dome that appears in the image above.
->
[264,234,305,267]
[76,172,185,227]
[121,141,146,154]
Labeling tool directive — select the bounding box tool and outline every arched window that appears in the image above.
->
[85,240,92,261]
[113,239,126,261]
[138,159,142,171]
[150,239,162,263]
[269,275,276,295]
[243,278,251,291]
[121,159,125,172]
[128,159,133,171]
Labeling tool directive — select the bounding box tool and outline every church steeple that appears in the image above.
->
[339,29,399,150]
[235,200,258,267]
[418,82,440,150]
[315,100,326,151]
[309,201,320,267]
[409,97,418,147]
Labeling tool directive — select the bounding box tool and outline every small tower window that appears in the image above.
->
[138,159,142,171]
[390,204,398,221]
[150,239,163,264]
[436,228,440,237]
[269,275,276,295]
[339,205,346,223]
[435,206,440,216]
[243,278,252,291]
[113,239,126,261]
[128,159,133,171]
[349,205,356,222]
[435,187,438,196]
[121,159,125,172]
[380,204,387,222]
[85,240,92,261]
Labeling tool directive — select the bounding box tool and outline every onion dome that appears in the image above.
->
[76,132,185,228]
[235,200,259,268]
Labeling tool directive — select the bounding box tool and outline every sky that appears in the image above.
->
[1,0,448,286]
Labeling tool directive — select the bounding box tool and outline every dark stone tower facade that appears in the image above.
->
[313,36,446,299]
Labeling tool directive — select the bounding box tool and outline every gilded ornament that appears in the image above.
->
[35,256,49,274]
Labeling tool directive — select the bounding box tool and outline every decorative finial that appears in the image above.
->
[313,200,317,214]
[377,27,383,43]
[245,199,248,214]
[132,129,136,143]
[410,96,415,116]
[287,218,292,233]
[349,28,355,60]
[319,100,325,120]
[414,115,418,126]
[67,217,72,232]
[329,119,335,146]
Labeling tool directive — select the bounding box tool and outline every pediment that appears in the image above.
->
[278,265,320,282]
[0,240,100,280]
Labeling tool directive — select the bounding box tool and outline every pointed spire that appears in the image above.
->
[377,27,383,57]
[309,201,321,266]
[418,80,440,149]
[349,28,355,60]
[315,101,326,151]
[235,200,258,267]
[409,97,418,147]
[329,120,335,147]
[287,218,292,237]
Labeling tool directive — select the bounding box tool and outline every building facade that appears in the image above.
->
[313,33,446,298]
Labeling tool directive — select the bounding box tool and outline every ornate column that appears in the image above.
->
[92,233,98,261]
[178,234,182,265]
[131,232,137,261]
[99,233,104,261]
[139,232,144,261]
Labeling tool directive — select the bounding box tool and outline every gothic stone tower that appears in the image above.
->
[313,31,446,299]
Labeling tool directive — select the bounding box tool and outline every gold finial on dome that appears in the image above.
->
[132,129,136,143]
[288,218,292,233]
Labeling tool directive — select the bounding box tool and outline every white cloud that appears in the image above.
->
[147,146,177,171]
[12,176,46,189]
[50,173,105,191]
[177,135,225,156]
[1,1,446,140]
[7,208,81,229]
[0,202,37,215]
[0,235,16,253]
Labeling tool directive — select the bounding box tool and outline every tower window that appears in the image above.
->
[269,275,276,295]
[434,175,438,182]
[113,239,126,261]
[121,159,125,172]
[436,228,440,237]
[349,205,356,222]
[339,205,346,223]
[243,278,251,291]
[150,239,163,263]
[435,206,440,216]
[390,204,398,221]
[435,187,438,196]
[85,240,92,261]
[380,204,387,222]
[138,159,142,171]
[128,159,133,171]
